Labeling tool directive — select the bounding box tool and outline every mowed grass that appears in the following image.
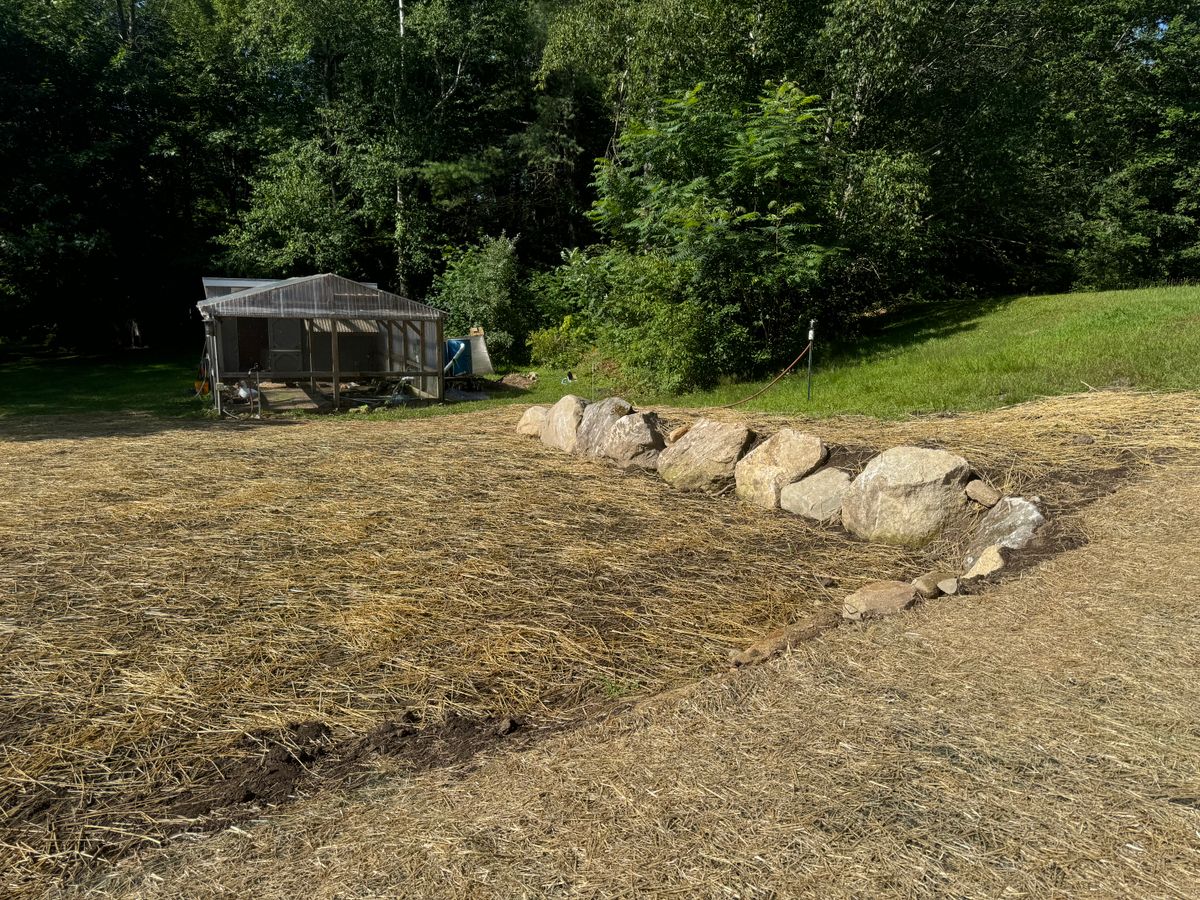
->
[1,285,1197,420]
[675,285,1200,416]
[0,351,202,418]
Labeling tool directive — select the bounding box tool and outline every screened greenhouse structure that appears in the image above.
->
[198,274,446,408]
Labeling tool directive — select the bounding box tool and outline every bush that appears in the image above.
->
[426,234,532,364]
[533,247,747,393]
[528,315,593,369]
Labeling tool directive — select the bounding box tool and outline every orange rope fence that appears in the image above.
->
[719,341,813,409]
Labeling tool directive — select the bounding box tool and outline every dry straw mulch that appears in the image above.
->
[1,391,1195,896]
[100,449,1200,900]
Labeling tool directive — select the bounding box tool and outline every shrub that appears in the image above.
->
[426,234,532,363]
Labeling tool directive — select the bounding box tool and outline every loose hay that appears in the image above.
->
[1,391,1196,895]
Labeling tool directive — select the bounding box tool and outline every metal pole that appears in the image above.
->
[807,319,815,403]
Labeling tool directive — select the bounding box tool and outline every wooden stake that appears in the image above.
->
[331,320,340,410]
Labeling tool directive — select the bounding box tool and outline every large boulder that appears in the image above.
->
[734,430,827,509]
[574,396,633,458]
[656,419,754,493]
[601,412,667,471]
[841,447,972,546]
[963,496,1046,571]
[516,406,549,437]
[780,467,852,523]
[540,395,589,453]
[842,581,918,622]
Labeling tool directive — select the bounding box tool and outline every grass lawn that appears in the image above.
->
[2,285,1197,420]
[0,350,202,418]
[675,285,1200,416]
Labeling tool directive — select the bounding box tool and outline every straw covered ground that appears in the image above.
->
[3,391,1198,896]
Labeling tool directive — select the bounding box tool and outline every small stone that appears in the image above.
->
[734,430,827,509]
[540,395,589,453]
[656,419,754,493]
[965,479,1002,508]
[964,545,1006,580]
[1072,434,1096,446]
[667,424,692,444]
[936,577,959,596]
[781,468,852,523]
[912,570,956,599]
[842,581,919,622]
[516,405,549,437]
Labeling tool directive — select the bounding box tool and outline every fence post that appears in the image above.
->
[807,319,815,402]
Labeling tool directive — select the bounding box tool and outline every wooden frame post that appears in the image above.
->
[330,319,340,409]
[386,320,394,377]
[306,319,316,392]
[209,320,223,415]
[436,316,445,400]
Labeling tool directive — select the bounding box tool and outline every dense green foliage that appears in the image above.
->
[2,0,1197,390]
[427,235,532,361]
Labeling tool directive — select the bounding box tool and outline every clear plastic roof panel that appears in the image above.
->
[197,273,444,322]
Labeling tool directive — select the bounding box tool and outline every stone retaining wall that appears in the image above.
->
[519,396,1048,628]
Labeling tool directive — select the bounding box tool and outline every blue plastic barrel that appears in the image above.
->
[444,339,472,377]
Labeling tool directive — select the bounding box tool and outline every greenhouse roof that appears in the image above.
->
[197,273,444,321]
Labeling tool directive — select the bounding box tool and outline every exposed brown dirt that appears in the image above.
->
[170,712,543,829]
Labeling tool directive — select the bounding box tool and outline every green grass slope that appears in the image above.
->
[675,285,1200,417]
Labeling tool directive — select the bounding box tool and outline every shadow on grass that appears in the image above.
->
[828,294,1022,364]
[0,348,242,441]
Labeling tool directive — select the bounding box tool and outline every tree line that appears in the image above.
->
[1,0,1196,389]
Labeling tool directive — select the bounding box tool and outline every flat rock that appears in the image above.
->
[657,419,754,493]
[965,479,1002,508]
[728,610,841,667]
[912,570,957,599]
[964,545,1006,580]
[963,496,1046,570]
[780,467,852,523]
[734,430,827,509]
[540,395,588,453]
[841,447,971,547]
[574,396,633,457]
[516,406,549,437]
[600,412,667,471]
[842,581,918,622]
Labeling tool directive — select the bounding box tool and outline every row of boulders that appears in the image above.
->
[519,395,1048,621]
[518,396,668,471]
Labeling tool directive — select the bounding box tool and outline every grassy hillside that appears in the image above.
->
[675,285,1200,416]
[1,285,1197,420]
